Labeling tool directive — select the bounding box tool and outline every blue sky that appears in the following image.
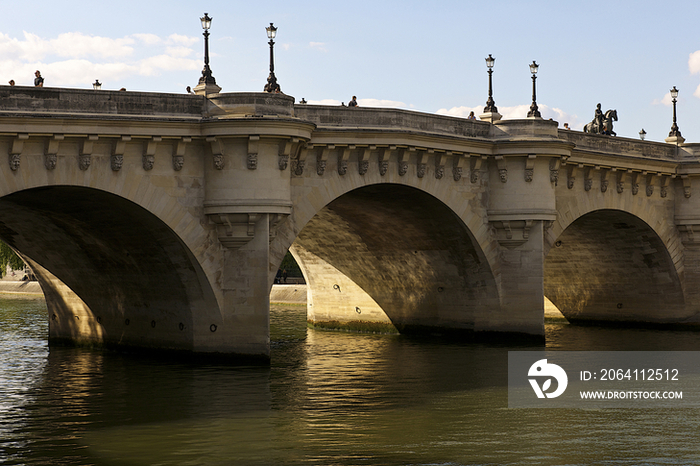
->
[2,0,700,143]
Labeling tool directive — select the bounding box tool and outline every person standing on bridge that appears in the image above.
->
[34,71,44,87]
[348,96,358,107]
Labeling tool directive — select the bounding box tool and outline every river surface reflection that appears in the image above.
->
[1,297,700,465]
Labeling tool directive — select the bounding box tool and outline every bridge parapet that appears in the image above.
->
[0,86,204,119]
[559,129,678,161]
[294,105,491,139]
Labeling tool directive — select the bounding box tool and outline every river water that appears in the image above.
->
[1,296,700,465]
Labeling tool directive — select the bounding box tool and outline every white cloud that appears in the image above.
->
[690,50,700,75]
[652,92,673,106]
[138,55,200,76]
[307,98,341,105]
[165,34,198,47]
[358,98,408,108]
[165,46,195,59]
[309,42,327,52]
[132,33,162,46]
[52,32,135,59]
[0,30,200,87]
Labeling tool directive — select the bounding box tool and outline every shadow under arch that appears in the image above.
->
[544,209,686,325]
[0,186,218,352]
[289,183,500,334]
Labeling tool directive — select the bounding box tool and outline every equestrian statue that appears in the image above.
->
[583,103,618,136]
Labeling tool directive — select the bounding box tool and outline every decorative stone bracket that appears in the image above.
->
[359,146,373,175]
[379,146,395,176]
[565,163,580,189]
[417,150,430,178]
[495,156,507,183]
[600,169,610,193]
[453,154,467,181]
[8,134,28,171]
[338,146,352,175]
[434,151,447,179]
[204,201,292,250]
[549,158,561,186]
[207,137,225,170]
[488,211,557,248]
[279,137,300,171]
[292,144,310,176]
[248,136,259,170]
[45,134,63,170]
[111,136,130,171]
[524,154,536,182]
[584,166,593,191]
[614,169,625,194]
[142,136,161,171]
[682,175,692,199]
[660,175,670,198]
[80,135,99,171]
[471,155,485,184]
[490,219,534,248]
[317,145,332,176]
[173,137,190,171]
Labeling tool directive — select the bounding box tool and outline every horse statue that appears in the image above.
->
[584,107,618,136]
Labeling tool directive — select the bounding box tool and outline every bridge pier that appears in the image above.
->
[483,221,547,336]
[215,215,271,358]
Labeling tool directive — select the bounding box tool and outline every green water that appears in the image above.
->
[1,298,699,465]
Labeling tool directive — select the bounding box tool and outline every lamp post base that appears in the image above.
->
[193,82,222,96]
[665,134,685,145]
[479,111,502,123]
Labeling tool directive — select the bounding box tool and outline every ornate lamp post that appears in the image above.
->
[527,61,541,118]
[484,54,497,113]
[263,23,281,93]
[193,12,221,95]
[639,128,646,140]
[665,86,685,144]
[669,86,681,137]
[480,54,501,122]
[92,79,101,90]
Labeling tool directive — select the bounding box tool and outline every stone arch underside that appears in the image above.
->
[544,209,688,324]
[0,186,218,351]
[290,184,500,334]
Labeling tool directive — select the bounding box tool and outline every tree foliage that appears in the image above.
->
[279,251,302,277]
[0,241,25,278]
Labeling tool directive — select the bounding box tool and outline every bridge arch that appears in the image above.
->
[276,180,501,334]
[0,186,219,351]
[544,207,687,324]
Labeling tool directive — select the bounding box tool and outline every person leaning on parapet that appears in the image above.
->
[8,80,14,86]
[34,70,44,87]
[563,123,570,129]
[467,111,476,120]
[348,96,358,107]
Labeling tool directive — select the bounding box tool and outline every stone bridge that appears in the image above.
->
[2,86,700,361]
